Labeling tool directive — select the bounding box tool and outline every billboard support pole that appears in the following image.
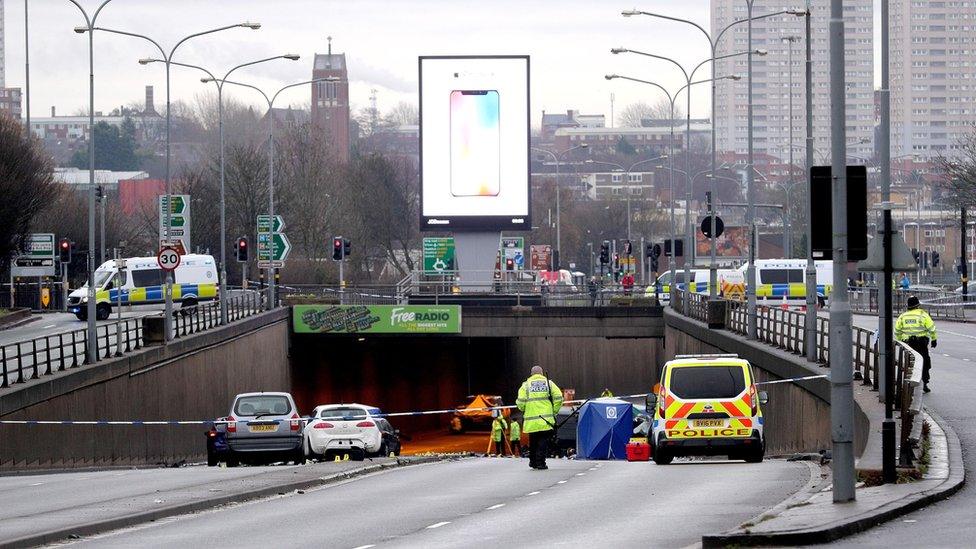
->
[455,232,502,292]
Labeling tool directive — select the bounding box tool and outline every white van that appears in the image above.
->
[649,268,745,301]
[67,254,218,320]
[736,259,832,305]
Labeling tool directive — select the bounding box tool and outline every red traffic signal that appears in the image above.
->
[59,238,72,263]
[505,257,515,270]
[332,237,344,261]
[236,237,248,262]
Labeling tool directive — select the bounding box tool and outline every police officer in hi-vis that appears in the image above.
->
[895,295,938,393]
[516,366,563,470]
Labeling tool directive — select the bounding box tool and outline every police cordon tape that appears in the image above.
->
[0,377,826,426]
[0,393,651,426]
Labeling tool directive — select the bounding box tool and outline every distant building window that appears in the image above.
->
[611,174,623,183]
[627,173,642,183]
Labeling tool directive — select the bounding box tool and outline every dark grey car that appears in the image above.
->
[217,392,305,466]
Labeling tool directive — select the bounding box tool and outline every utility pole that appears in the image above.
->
[963,207,969,303]
[745,0,758,339]
[829,0,856,503]
[878,0,892,404]
[804,1,817,363]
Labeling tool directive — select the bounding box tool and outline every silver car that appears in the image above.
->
[216,392,306,466]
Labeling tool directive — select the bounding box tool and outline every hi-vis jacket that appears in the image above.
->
[516,374,563,434]
[895,308,937,342]
[509,421,521,441]
[491,417,508,442]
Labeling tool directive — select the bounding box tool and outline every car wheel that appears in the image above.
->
[96,303,111,321]
[303,437,317,461]
[653,449,673,465]
[293,447,307,465]
[744,442,765,463]
[378,441,389,457]
[226,455,239,467]
[207,445,218,467]
[75,312,86,321]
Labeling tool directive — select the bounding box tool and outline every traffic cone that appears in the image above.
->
[780,294,789,311]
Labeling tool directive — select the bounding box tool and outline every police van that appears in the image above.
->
[737,259,833,306]
[68,254,218,320]
[648,354,768,464]
[648,268,745,302]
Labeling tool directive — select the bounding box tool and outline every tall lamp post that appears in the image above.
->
[141,54,301,324]
[783,35,801,259]
[530,144,588,270]
[80,22,262,340]
[205,76,339,310]
[621,8,805,305]
[66,0,114,364]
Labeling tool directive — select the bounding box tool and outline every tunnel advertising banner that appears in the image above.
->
[293,305,462,334]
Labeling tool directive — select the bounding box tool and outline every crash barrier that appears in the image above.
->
[0,292,265,390]
[0,317,143,389]
[278,284,399,306]
[0,282,66,311]
[0,378,826,425]
[848,286,970,320]
[675,291,922,464]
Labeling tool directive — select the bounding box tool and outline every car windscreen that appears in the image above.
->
[318,407,368,421]
[234,395,291,417]
[668,366,745,400]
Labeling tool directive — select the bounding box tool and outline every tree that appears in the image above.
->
[937,133,976,208]
[617,100,684,128]
[0,116,59,274]
[382,101,419,127]
[69,120,140,171]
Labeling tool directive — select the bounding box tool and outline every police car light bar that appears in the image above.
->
[674,354,740,359]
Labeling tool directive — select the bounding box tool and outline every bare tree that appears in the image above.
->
[382,101,419,127]
[937,131,976,207]
[617,100,685,128]
[0,116,59,273]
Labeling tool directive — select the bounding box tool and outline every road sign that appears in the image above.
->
[257,214,285,234]
[257,260,285,269]
[496,237,525,271]
[423,237,456,272]
[159,195,191,253]
[530,244,552,271]
[157,247,181,271]
[701,215,725,239]
[12,233,57,277]
[257,232,291,262]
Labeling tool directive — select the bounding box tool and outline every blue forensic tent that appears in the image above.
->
[576,398,633,460]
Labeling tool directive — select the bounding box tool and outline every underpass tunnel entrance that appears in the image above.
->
[290,334,663,454]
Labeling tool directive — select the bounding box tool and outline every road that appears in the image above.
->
[61,457,808,548]
[0,310,151,346]
[819,314,976,548]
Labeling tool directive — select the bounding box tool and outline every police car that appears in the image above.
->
[648,354,768,465]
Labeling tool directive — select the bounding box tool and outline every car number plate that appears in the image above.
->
[694,419,725,428]
[249,424,277,432]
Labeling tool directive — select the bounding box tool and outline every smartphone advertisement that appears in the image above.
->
[419,56,530,230]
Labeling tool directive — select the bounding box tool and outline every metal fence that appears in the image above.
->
[848,286,971,320]
[0,282,66,311]
[674,291,922,462]
[1,292,266,390]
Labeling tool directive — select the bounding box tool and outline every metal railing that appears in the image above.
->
[0,282,66,311]
[1,292,266,390]
[278,284,398,305]
[674,290,922,464]
[848,286,974,320]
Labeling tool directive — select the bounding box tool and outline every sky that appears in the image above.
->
[1,0,882,123]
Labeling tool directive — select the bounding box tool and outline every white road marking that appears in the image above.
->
[575,472,586,476]
[29,482,43,486]
[557,480,567,484]
[943,354,951,357]
[486,503,505,510]
[42,324,56,329]
[352,545,376,549]
[588,467,598,471]
[527,491,540,496]
[942,329,976,341]
[426,521,450,529]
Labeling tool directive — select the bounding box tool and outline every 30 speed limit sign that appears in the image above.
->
[157,247,181,271]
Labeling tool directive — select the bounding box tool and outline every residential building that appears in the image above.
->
[0,87,20,119]
[540,109,605,143]
[890,1,976,158]
[711,0,875,162]
[578,170,660,201]
[0,0,5,88]
[552,122,710,156]
[311,38,350,163]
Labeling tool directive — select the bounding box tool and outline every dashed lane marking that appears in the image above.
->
[575,472,586,476]
[426,522,450,529]
[941,329,976,341]
[557,480,568,484]
[29,482,43,486]
[42,324,56,329]
[351,545,376,549]
[486,504,505,510]
[527,491,540,496]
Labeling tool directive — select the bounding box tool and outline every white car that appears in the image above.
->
[303,403,400,460]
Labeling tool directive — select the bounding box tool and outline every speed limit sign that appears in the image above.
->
[157,247,181,272]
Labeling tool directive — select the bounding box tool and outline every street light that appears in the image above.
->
[205,76,340,309]
[142,54,300,324]
[530,144,588,270]
[67,0,114,364]
[621,7,805,302]
[82,21,261,340]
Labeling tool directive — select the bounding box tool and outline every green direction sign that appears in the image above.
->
[257,214,285,234]
[158,194,191,251]
[293,305,462,334]
[257,232,291,261]
[160,195,188,215]
[423,237,455,272]
[13,233,57,277]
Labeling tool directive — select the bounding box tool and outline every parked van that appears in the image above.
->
[649,268,745,301]
[737,259,832,306]
[67,254,218,320]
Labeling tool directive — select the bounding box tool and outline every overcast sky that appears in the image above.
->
[2,1,881,122]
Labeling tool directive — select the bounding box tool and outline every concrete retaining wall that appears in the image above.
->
[665,309,869,457]
[0,310,290,470]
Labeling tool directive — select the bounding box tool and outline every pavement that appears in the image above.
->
[0,457,421,548]
[24,457,808,548]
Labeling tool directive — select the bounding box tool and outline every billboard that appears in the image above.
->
[293,305,462,335]
[422,237,456,272]
[695,226,749,258]
[419,56,530,231]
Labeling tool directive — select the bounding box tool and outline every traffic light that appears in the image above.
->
[612,253,620,271]
[922,251,929,270]
[599,241,610,265]
[623,240,633,255]
[664,239,684,257]
[332,237,344,261]
[912,248,920,265]
[505,257,515,271]
[59,238,72,263]
[343,238,351,259]
[932,251,941,268]
[236,237,248,262]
